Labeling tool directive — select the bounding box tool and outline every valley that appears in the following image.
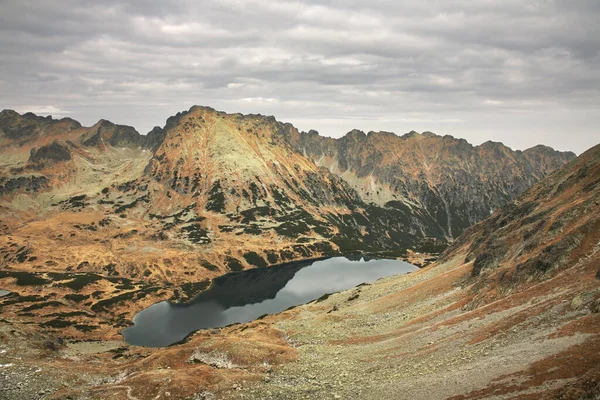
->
[0,106,597,399]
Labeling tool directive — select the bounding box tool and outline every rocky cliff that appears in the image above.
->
[286,128,576,238]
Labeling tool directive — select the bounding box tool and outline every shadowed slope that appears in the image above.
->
[286,128,575,239]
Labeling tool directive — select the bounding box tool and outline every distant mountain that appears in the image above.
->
[285,128,575,239]
[0,106,574,286]
[0,107,595,400]
[444,140,600,304]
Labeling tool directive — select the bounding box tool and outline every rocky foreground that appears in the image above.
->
[0,136,598,397]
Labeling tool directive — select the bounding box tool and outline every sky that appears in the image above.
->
[0,0,598,154]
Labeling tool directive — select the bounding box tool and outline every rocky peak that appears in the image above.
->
[0,109,20,118]
[146,106,359,207]
[479,140,509,150]
[523,144,577,158]
[286,126,576,239]
[402,130,421,139]
[367,131,397,139]
[80,119,144,148]
[343,129,368,142]
[145,126,166,150]
[0,110,82,147]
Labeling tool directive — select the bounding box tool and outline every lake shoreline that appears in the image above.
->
[123,256,418,347]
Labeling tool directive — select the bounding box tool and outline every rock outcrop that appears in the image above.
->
[28,141,72,169]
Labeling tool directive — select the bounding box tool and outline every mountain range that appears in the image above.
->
[1,106,597,399]
[0,106,574,285]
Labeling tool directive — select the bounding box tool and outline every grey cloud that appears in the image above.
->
[0,0,598,154]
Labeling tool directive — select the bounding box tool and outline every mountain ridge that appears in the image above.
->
[0,105,574,285]
[1,107,577,155]
[0,118,596,399]
[286,124,575,238]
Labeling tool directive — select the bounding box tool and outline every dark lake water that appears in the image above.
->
[122,256,417,347]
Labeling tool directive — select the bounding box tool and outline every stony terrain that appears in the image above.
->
[238,143,600,399]
[0,106,593,399]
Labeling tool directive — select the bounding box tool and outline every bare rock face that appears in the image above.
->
[145,126,167,150]
[286,129,575,239]
[79,119,146,149]
[28,141,72,169]
[450,143,600,283]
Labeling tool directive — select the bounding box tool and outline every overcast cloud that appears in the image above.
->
[0,0,598,153]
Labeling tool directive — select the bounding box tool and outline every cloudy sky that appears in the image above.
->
[1,0,598,153]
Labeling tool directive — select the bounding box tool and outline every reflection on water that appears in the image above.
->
[123,257,417,347]
[0,290,10,297]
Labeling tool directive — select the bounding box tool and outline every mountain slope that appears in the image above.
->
[0,106,574,293]
[141,106,448,258]
[0,106,596,399]
[286,128,576,238]
[228,142,599,400]
[447,142,600,305]
[0,106,447,305]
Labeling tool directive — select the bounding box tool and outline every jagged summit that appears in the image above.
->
[342,129,368,140]
[79,119,144,148]
[0,109,19,117]
[0,109,82,146]
[523,143,577,158]
[286,125,575,238]
[366,130,397,139]
[0,105,574,245]
[402,130,420,138]
[1,107,573,156]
